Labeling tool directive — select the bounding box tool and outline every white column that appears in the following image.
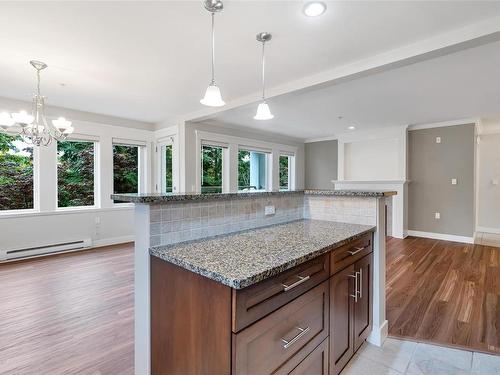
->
[37,141,57,211]
[134,204,151,375]
[367,197,388,346]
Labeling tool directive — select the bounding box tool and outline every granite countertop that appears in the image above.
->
[150,219,375,289]
[112,189,395,203]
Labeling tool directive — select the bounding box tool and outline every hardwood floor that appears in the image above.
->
[386,236,500,355]
[0,244,134,375]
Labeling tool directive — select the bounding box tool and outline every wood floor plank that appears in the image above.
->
[387,236,500,355]
[0,244,134,375]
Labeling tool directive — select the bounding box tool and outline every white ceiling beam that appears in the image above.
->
[169,14,500,126]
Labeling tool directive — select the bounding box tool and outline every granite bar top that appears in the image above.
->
[150,219,375,289]
[304,189,396,197]
[112,189,395,203]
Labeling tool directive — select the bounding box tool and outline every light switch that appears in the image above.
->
[492,178,499,186]
[436,137,441,144]
[451,178,457,185]
[435,212,441,219]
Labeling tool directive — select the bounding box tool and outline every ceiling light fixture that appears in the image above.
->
[200,0,225,107]
[348,125,356,130]
[254,32,274,121]
[303,1,327,17]
[0,60,74,147]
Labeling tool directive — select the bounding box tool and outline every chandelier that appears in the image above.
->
[0,60,74,146]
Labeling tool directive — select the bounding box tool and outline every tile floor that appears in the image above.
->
[340,338,500,375]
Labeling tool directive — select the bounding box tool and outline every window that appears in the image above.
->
[238,150,268,191]
[113,144,139,203]
[57,140,95,208]
[0,133,34,210]
[201,145,223,194]
[163,144,173,193]
[280,155,290,190]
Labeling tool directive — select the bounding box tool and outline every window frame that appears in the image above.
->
[200,142,228,194]
[279,153,296,191]
[56,136,99,211]
[111,141,143,206]
[237,148,271,193]
[156,135,178,194]
[0,130,38,214]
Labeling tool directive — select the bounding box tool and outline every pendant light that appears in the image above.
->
[200,0,225,107]
[254,32,274,120]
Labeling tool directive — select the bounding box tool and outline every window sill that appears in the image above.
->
[0,206,134,219]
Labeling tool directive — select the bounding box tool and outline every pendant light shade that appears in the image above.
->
[254,32,273,121]
[254,102,274,120]
[200,83,225,107]
[201,1,225,107]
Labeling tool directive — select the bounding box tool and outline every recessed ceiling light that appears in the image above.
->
[348,126,356,130]
[303,1,327,17]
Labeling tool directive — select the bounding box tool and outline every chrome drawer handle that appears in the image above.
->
[282,275,310,292]
[357,268,363,298]
[348,246,365,256]
[348,272,359,302]
[281,326,311,349]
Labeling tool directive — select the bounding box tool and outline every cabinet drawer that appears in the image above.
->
[232,281,329,375]
[331,233,372,275]
[274,339,329,375]
[232,254,329,332]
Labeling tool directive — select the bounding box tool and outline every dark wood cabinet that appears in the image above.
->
[329,264,355,375]
[329,253,373,375]
[151,233,373,375]
[353,254,372,351]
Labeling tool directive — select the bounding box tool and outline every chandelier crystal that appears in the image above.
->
[0,60,74,147]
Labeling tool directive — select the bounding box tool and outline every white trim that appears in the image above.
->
[407,230,474,244]
[367,319,388,347]
[0,205,133,219]
[112,138,147,147]
[333,180,408,185]
[92,235,134,248]
[304,135,338,143]
[408,118,478,131]
[476,226,500,235]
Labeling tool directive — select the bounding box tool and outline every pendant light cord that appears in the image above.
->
[261,41,266,100]
[211,12,215,85]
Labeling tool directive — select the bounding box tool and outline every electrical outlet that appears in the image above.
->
[451,178,457,185]
[265,205,275,216]
[435,212,440,219]
[436,136,441,144]
[95,216,101,225]
[492,178,499,186]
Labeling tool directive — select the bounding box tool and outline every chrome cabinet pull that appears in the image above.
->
[357,269,363,298]
[348,246,365,256]
[348,273,358,302]
[282,275,310,292]
[281,326,311,349]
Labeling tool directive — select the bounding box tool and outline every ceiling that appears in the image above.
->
[1,1,500,127]
[200,39,500,140]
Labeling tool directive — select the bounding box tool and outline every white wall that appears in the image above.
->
[477,121,500,233]
[338,126,407,181]
[0,97,155,253]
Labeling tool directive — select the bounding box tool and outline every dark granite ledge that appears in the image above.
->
[112,189,395,204]
[304,189,396,197]
[150,219,375,289]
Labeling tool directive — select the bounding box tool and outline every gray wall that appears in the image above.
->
[408,124,475,237]
[305,140,338,190]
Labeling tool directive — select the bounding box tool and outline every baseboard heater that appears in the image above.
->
[2,238,93,262]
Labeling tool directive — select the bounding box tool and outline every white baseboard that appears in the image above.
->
[476,226,500,235]
[367,320,388,347]
[92,235,135,248]
[407,230,474,244]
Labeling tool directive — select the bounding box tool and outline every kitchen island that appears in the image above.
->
[112,190,396,375]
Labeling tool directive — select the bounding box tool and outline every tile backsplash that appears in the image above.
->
[149,193,379,247]
[150,194,304,246]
